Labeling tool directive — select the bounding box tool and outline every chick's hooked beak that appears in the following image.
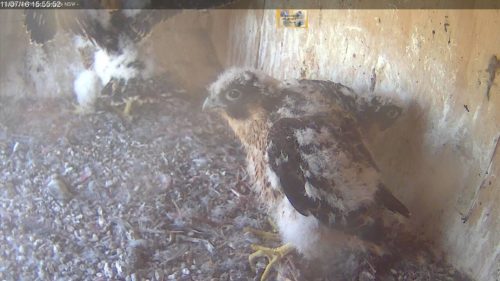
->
[202,95,225,112]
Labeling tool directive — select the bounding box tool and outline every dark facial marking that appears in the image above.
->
[222,80,271,119]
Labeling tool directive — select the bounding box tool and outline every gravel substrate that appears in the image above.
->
[0,84,476,281]
[0,90,272,281]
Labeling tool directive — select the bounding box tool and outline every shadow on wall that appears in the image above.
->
[366,93,483,262]
[148,10,231,101]
[363,97,426,217]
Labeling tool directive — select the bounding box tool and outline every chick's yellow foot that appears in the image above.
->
[72,103,93,115]
[249,243,294,281]
[122,98,135,117]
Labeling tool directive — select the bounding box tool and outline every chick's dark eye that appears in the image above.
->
[225,89,242,101]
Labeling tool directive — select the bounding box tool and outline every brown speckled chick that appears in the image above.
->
[203,68,410,280]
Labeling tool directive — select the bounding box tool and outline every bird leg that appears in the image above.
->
[249,243,294,281]
[244,217,281,241]
[123,97,135,117]
[244,227,281,241]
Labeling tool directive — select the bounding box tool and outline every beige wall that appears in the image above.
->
[224,9,499,281]
[147,10,232,97]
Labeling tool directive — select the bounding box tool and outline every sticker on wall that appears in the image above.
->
[276,10,308,28]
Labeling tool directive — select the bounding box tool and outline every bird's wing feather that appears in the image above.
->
[24,9,117,50]
[24,9,179,53]
[115,10,181,44]
[267,116,338,221]
[267,114,409,235]
[287,79,404,130]
[24,10,58,44]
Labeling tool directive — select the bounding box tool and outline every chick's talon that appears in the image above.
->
[249,243,294,281]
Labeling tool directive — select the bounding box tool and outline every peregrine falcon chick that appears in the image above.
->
[203,68,409,280]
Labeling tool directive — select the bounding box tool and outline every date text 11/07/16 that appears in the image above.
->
[0,0,76,8]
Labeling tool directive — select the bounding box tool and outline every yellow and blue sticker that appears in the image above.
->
[276,9,308,28]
